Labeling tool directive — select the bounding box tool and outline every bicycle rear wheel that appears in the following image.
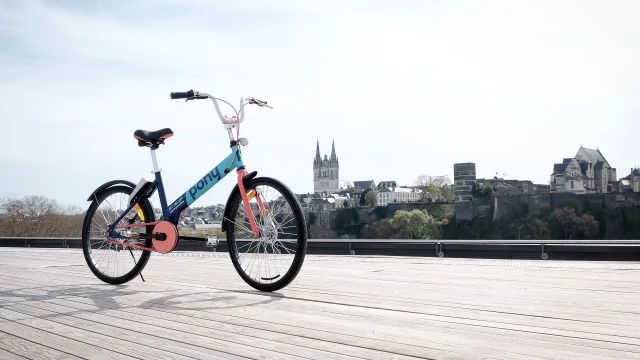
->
[82,185,155,284]
[226,177,308,292]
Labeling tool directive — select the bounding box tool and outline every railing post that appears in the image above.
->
[436,242,444,257]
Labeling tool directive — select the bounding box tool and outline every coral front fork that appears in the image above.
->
[237,168,260,237]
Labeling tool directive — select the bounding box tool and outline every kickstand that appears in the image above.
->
[128,247,145,282]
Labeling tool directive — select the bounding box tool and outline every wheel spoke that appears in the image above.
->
[228,178,307,291]
[82,186,152,284]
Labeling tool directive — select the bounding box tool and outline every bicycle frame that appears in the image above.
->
[102,93,271,252]
[106,143,262,247]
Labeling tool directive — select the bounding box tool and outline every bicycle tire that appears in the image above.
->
[82,185,155,284]
[226,176,308,292]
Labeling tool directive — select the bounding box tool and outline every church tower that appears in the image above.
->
[313,139,340,195]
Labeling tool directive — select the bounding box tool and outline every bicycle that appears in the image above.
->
[81,90,308,292]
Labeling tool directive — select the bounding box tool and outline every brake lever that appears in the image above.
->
[185,95,208,102]
[248,98,272,108]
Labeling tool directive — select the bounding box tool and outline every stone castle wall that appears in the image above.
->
[455,191,640,222]
[494,194,551,220]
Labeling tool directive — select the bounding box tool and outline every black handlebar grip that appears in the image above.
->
[170,90,194,99]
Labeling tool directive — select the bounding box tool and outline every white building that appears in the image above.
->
[376,186,422,206]
[551,146,617,194]
[549,158,588,194]
[620,168,640,192]
[194,221,221,230]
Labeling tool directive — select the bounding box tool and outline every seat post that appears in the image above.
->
[150,149,160,173]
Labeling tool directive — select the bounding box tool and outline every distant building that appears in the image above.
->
[333,194,352,208]
[476,176,549,195]
[353,180,376,191]
[549,158,589,194]
[550,146,617,194]
[194,222,221,230]
[376,181,397,190]
[631,169,640,192]
[376,186,422,206]
[619,168,640,193]
[313,139,340,195]
[454,163,476,201]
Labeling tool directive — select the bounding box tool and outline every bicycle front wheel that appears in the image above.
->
[226,176,308,292]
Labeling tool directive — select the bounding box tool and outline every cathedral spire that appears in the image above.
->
[330,139,336,161]
[315,139,321,162]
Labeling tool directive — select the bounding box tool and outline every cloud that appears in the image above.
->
[1,0,639,208]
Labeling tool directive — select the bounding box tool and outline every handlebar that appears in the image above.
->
[170,90,194,99]
[169,89,271,125]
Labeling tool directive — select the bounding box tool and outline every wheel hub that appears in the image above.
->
[260,223,278,245]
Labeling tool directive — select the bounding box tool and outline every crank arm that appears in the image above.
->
[106,237,156,252]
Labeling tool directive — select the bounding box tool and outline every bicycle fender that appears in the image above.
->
[221,171,258,232]
[221,184,240,232]
[86,180,137,201]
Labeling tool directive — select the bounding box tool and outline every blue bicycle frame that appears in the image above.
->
[107,144,245,238]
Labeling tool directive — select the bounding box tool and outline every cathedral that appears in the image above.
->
[313,139,340,195]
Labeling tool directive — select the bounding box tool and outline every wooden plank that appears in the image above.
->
[36,297,457,360]
[33,297,432,360]
[0,330,78,360]
[0,348,27,360]
[52,292,580,360]
[61,287,636,360]
[3,249,640,360]
[8,296,335,360]
[0,319,133,360]
[0,270,495,359]
[1,303,202,360]
[0,260,636,338]
[26,278,627,360]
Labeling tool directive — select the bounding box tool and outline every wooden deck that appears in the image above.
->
[1,248,639,359]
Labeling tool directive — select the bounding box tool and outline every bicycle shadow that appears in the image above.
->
[1,282,283,316]
[137,289,283,312]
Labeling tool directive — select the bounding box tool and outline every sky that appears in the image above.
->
[1,0,639,210]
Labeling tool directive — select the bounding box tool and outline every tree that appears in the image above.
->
[548,207,600,240]
[414,175,454,202]
[334,208,360,236]
[477,185,494,197]
[523,217,551,240]
[389,209,441,239]
[426,204,455,221]
[580,213,600,239]
[309,219,336,239]
[364,191,377,207]
[0,195,84,237]
[308,211,336,239]
[363,219,401,239]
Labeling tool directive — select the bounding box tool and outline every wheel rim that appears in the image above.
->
[85,190,149,279]
[229,182,302,286]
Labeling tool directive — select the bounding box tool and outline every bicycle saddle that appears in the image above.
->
[134,128,174,147]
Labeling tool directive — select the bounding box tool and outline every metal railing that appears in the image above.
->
[2,237,639,260]
[310,238,640,259]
